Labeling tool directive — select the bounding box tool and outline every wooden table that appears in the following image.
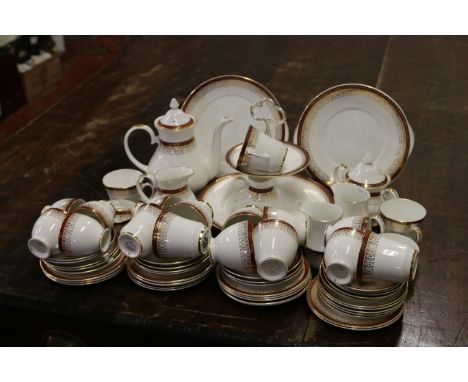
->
[0,36,466,346]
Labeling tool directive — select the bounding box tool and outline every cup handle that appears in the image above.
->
[369,215,385,233]
[136,174,155,202]
[333,164,348,183]
[411,226,423,243]
[380,187,399,202]
[124,124,159,173]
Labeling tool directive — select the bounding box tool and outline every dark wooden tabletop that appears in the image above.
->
[0,36,467,346]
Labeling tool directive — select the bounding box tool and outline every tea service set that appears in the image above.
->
[27,75,427,330]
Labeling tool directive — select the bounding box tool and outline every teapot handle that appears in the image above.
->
[124,124,159,173]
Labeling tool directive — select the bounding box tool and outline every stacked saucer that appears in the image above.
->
[216,251,311,306]
[40,235,127,286]
[307,263,407,330]
[127,253,214,291]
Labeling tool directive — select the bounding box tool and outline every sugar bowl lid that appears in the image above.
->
[156,98,195,129]
[347,153,389,188]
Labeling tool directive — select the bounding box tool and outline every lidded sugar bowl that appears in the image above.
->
[124,98,233,192]
[333,153,399,215]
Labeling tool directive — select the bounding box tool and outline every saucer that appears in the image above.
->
[225,142,310,177]
[198,173,333,229]
[307,277,405,331]
[182,75,289,176]
[296,83,412,185]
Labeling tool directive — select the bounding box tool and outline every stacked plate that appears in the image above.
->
[307,263,407,330]
[127,253,214,291]
[216,251,311,306]
[40,235,127,286]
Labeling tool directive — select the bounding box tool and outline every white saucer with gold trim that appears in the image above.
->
[226,142,309,177]
[296,84,414,185]
[198,173,332,229]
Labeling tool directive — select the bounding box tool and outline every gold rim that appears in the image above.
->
[182,74,287,141]
[297,83,410,183]
[155,116,195,131]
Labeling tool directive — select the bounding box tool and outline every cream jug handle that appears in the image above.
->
[380,188,399,202]
[369,215,386,234]
[333,164,348,183]
[124,124,160,172]
[136,174,155,202]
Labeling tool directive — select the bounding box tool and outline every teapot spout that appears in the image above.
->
[209,116,233,179]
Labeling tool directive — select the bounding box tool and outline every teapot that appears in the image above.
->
[333,153,399,216]
[124,98,233,192]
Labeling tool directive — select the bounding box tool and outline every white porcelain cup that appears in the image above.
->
[152,211,211,259]
[299,202,343,252]
[331,183,370,218]
[325,215,385,243]
[223,205,264,229]
[236,125,288,173]
[166,200,213,228]
[380,198,426,243]
[58,212,112,257]
[262,206,307,245]
[28,208,68,259]
[118,203,163,258]
[102,168,142,202]
[210,220,256,274]
[41,198,85,214]
[75,200,115,229]
[324,228,418,286]
[253,219,299,281]
[110,200,136,224]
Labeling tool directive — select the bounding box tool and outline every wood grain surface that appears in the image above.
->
[0,36,466,346]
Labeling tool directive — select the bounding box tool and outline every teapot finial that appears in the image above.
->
[362,152,373,165]
[170,98,179,109]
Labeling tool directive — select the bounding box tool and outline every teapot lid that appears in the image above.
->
[347,153,388,187]
[154,167,193,191]
[156,98,195,130]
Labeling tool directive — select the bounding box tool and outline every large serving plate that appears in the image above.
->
[182,75,289,176]
[296,84,411,185]
[198,173,333,229]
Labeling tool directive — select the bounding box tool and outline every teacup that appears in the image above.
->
[58,212,112,257]
[102,168,142,202]
[210,220,256,274]
[28,208,68,259]
[331,183,370,218]
[118,203,163,258]
[75,200,115,229]
[236,125,288,173]
[136,167,196,203]
[299,202,343,252]
[262,207,307,245]
[325,215,385,243]
[253,219,299,281]
[166,200,213,228]
[380,198,426,243]
[41,198,85,214]
[152,211,211,259]
[324,228,418,285]
[119,207,210,259]
[222,205,263,229]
